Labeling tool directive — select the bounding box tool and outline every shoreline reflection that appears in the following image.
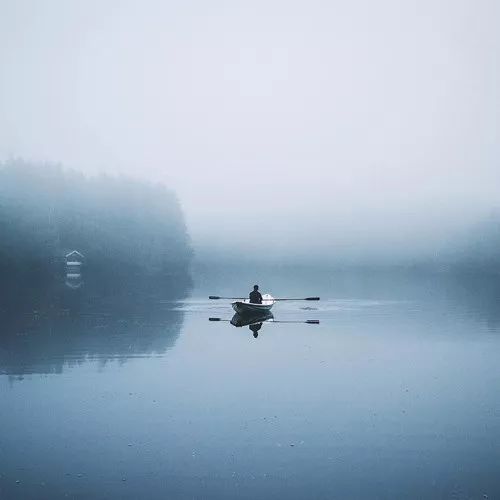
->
[0,291,184,376]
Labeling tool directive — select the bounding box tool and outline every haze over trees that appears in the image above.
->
[0,159,193,305]
[455,214,500,273]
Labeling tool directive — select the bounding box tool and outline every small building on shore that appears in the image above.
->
[65,251,85,288]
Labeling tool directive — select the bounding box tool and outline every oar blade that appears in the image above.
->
[305,320,320,324]
[305,297,320,301]
[209,317,221,321]
[209,296,221,300]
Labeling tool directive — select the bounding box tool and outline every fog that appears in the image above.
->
[1,0,499,262]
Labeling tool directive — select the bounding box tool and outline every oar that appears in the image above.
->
[209,296,246,300]
[209,296,320,301]
[274,319,320,324]
[209,317,319,324]
[274,297,320,301]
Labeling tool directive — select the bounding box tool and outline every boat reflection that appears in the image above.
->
[231,311,274,338]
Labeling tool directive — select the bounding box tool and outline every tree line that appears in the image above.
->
[0,159,193,305]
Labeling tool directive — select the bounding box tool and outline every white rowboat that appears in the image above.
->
[232,294,275,315]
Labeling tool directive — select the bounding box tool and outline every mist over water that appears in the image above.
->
[1,163,500,497]
[2,1,500,498]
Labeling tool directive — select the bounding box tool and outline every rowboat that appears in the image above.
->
[231,294,275,315]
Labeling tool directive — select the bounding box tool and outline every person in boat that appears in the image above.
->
[249,285,263,304]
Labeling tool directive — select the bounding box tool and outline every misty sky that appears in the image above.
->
[1,0,499,261]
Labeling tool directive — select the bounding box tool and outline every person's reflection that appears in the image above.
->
[249,322,263,338]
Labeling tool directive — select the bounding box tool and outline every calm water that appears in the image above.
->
[1,272,500,499]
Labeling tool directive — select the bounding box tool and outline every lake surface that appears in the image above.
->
[1,271,500,499]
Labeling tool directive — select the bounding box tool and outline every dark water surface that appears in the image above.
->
[1,273,500,499]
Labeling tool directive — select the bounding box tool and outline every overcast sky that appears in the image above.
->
[1,0,499,261]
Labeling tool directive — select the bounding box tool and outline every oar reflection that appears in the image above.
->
[209,312,319,339]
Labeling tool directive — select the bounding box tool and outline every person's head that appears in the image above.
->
[253,285,259,291]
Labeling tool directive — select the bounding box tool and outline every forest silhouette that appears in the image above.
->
[0,159,193,310]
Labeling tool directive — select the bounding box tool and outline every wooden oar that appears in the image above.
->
[209,317,319,324]
[209,296,320,301]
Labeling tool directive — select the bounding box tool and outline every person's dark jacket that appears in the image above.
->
[249,290,263,304]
